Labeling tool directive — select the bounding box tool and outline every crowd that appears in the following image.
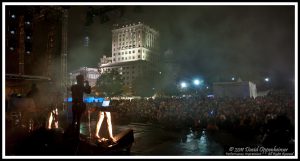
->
[111,91,295,146]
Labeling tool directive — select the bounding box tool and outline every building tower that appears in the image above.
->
[99,22,160,88]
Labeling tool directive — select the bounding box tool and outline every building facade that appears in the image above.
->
[98,22,160,87]
[213,81,257,99]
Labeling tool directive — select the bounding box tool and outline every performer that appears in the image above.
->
[95,97,117,143]
[71,74,91,138]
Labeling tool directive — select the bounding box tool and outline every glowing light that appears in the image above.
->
[26,51,31,54]
[207,94,214,98]
[25,21,30,25]
[84,97,95,103]
[193,79,200,85]
[65,97,105,103]
[180,82,187,88]
[11,14,16,18]
[232,77,235,81]
[26,36,31,39]
[265,77,269,82]
[9,47,14,51]
[10,30,15,34]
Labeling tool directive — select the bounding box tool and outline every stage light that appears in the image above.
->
[180,82,187,88]
[265,77,269,82]
[193,79,200,85]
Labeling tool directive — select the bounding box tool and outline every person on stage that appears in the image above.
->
[95,97,117,143]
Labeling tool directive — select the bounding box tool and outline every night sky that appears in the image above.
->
[68,5,295,88]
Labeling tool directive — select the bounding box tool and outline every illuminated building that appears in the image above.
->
[98,22,160,87]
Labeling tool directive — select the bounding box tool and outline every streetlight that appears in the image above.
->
[193,79,200,86]
[232,77,235,81]
[264,77,270,82]
[180,82,187,88]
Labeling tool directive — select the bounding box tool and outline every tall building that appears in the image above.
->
[98,22,160,87]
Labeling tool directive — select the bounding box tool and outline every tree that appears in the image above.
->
[95,69,124,97]
[132,70,157,97]
[122,84,133,96]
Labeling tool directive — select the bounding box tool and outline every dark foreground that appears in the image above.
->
[5,119,295,156]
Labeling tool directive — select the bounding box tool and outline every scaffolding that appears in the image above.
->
[60,8,69,109]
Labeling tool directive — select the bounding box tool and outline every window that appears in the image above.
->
[133,56,135,59]
[118,53,120,55]
[138,50,141,53]
[133,50,135,53]
[138,55,141,58]
[129,51,131,54]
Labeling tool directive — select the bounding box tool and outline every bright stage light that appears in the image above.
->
[193,79,200,85]
[265,77,269,82]
[181,82,187,88]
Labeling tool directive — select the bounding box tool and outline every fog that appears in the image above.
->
[67,5,295,88]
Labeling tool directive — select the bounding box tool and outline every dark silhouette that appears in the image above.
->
[71,74,91,139]
[27,83,39,98]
